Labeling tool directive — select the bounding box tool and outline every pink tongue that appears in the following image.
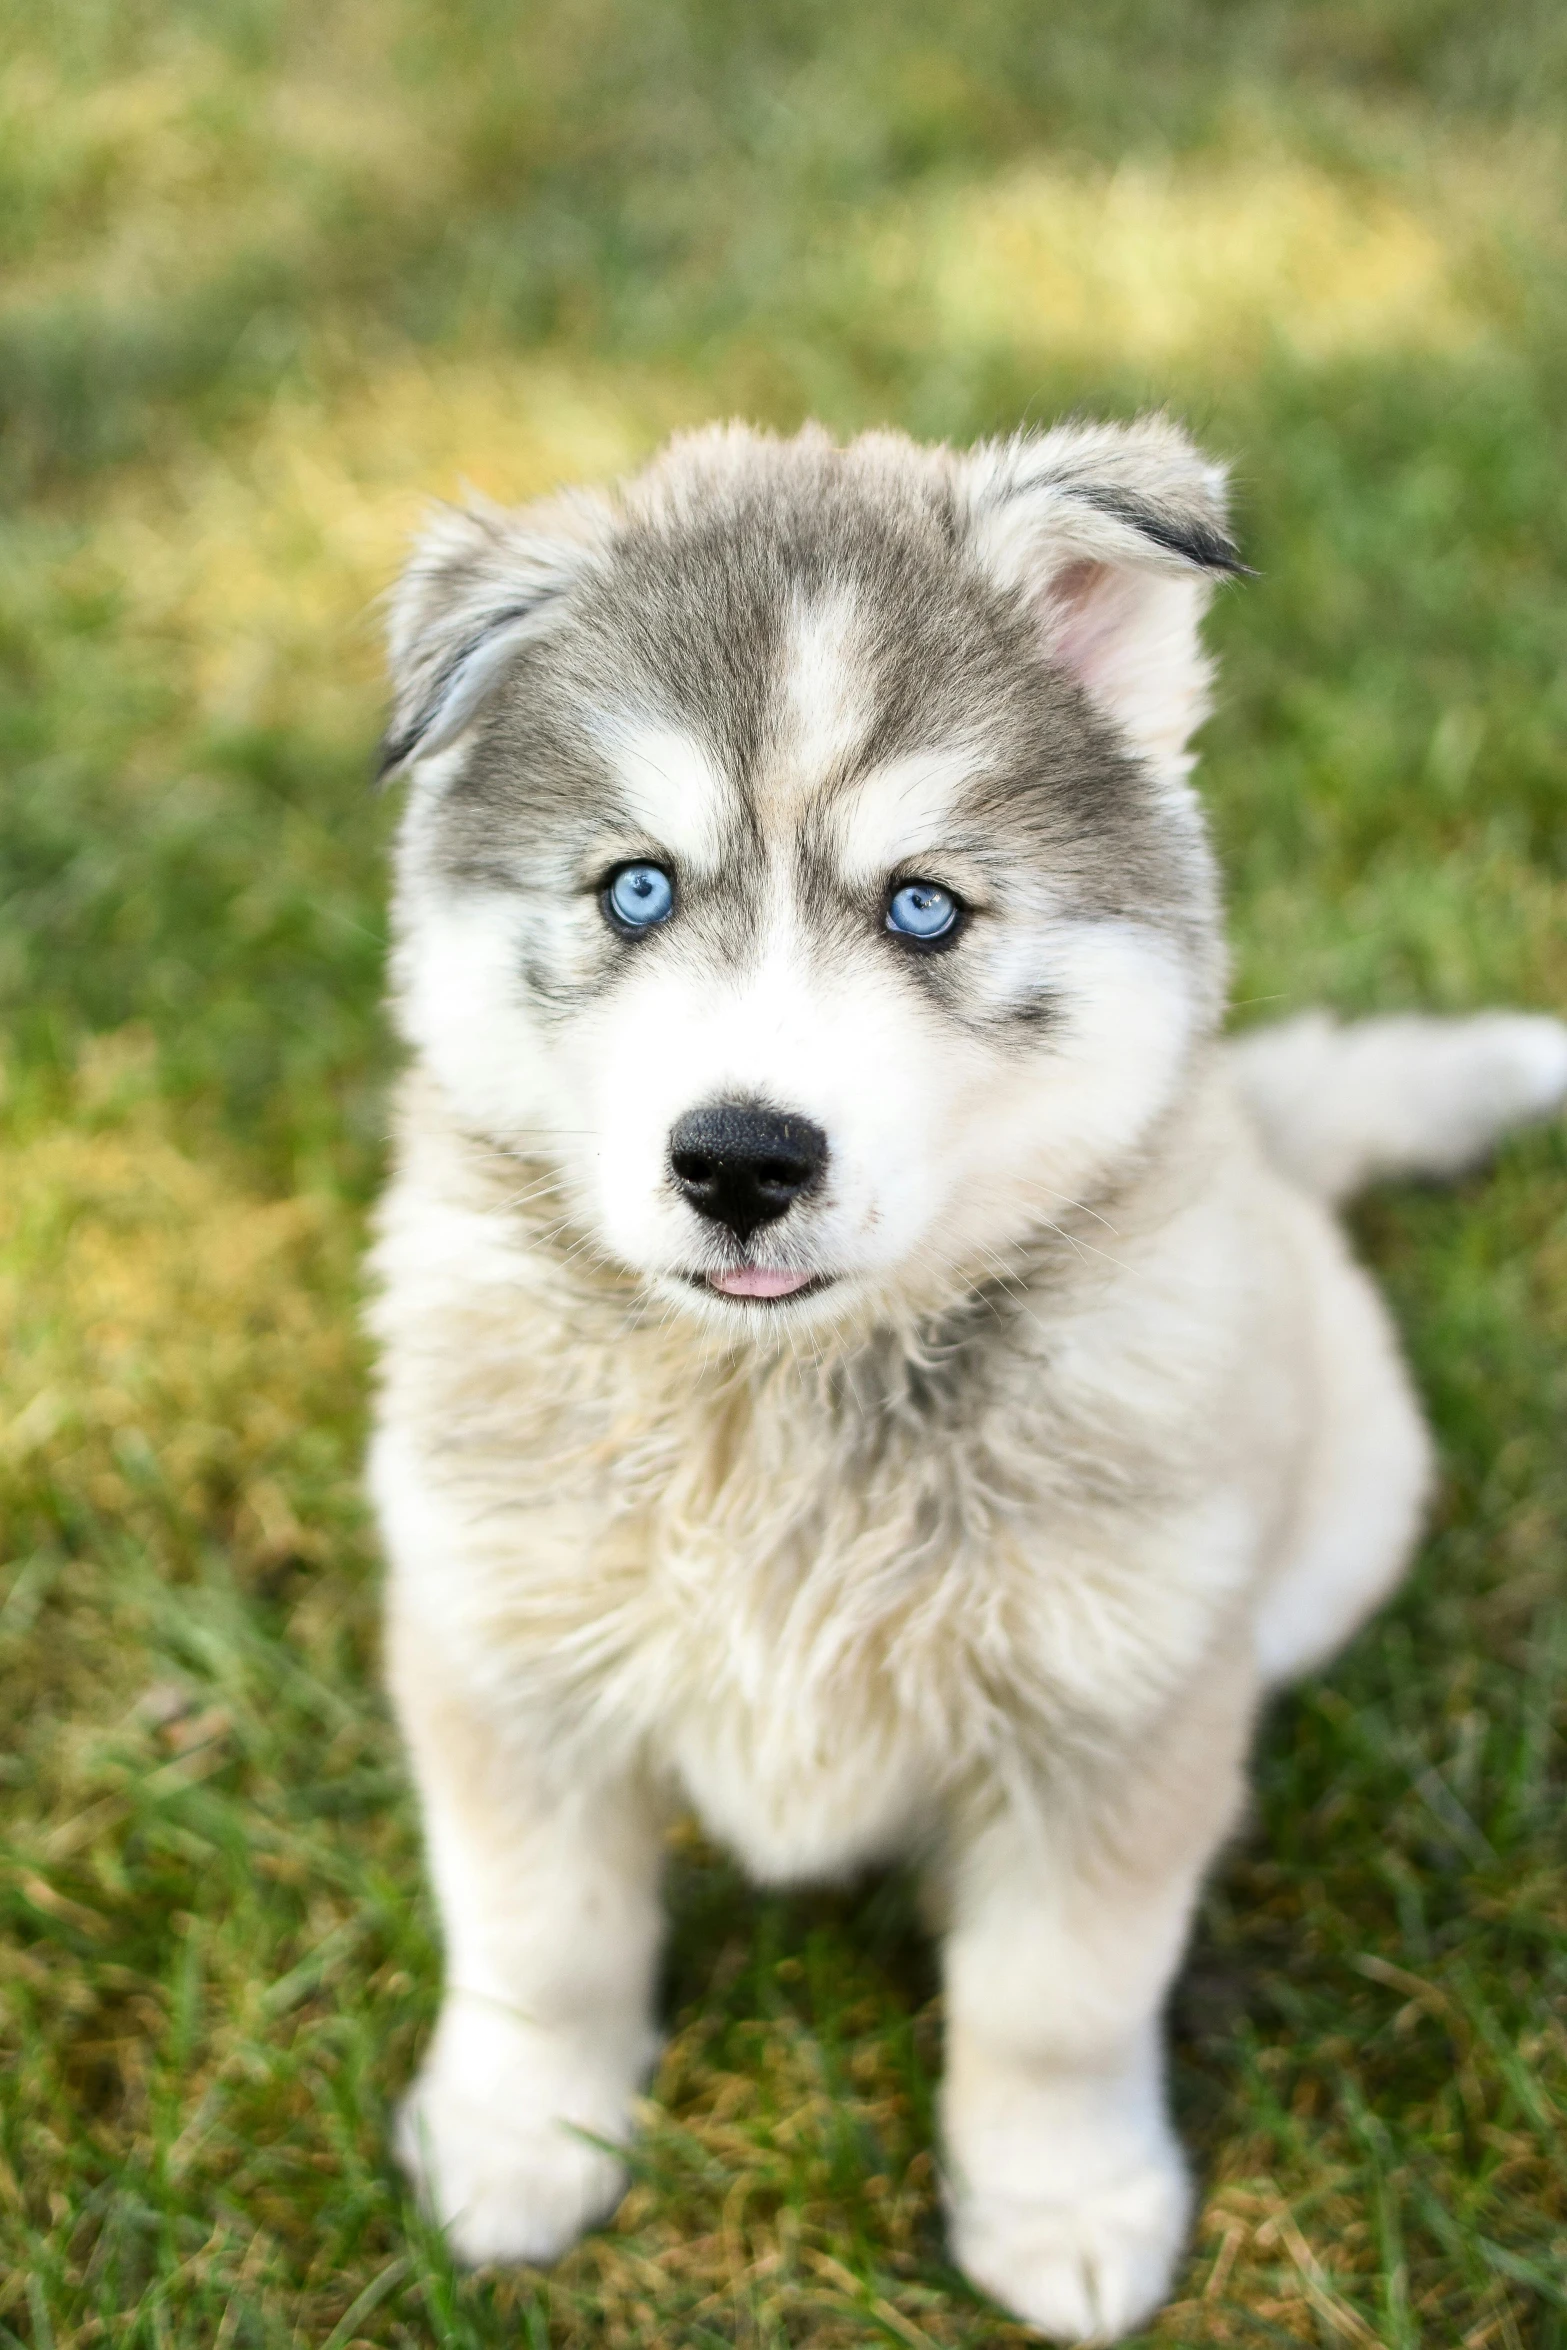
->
[709,1267,812,1299]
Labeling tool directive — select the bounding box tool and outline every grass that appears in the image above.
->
[1,1,1565,2341]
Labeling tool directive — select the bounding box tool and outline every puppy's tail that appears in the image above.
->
[1226,1010,1567,1205]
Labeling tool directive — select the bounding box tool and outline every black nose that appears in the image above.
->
[669,1103,828,1240]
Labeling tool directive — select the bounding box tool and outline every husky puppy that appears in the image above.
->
[369,419,1567,2341]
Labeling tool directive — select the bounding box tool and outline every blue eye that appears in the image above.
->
[606,862,675,931]
[887,880,960,944]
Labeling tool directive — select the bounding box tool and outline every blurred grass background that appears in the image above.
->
[2,3,1566,2343]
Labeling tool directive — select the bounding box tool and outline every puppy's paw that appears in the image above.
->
[950,2151,1191,2345]
[396,2005,639,2267]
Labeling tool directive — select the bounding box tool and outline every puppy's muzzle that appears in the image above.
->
[669,1104,828,1241]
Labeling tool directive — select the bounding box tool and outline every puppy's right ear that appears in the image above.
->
[376,491,613,781]
[958,417,1243,782]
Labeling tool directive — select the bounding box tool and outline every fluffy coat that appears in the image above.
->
[367,419,1567,2341]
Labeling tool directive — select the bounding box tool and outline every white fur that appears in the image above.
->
[1229,1010,1567,1202]
[778,584,874,797]
[829,746,981,881]
[598,719,729,870]
[367,422,1567,2342]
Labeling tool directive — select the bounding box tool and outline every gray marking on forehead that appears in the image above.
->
[578,456,990,795]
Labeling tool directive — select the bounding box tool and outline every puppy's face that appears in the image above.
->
[385,423,1237,1333]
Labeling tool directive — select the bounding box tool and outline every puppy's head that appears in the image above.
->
[382,419,1239,1334]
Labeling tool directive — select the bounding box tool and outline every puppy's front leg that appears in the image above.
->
[389,1612,663,2268]
[939,1671,1251,2343]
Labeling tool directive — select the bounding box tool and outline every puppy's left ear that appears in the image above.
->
[377,488,615,781]
[961,418,1244,778]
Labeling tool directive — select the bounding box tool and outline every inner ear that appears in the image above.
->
[1034,555,1220,777]
[1043,558,1119,674]
[1043,558,1170,700]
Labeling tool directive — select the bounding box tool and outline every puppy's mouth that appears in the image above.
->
[689,1267,833,1304]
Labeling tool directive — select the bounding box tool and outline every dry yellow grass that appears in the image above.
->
[0,1045,362,1711]
[74,360,675,753]
[883,152,1483,371]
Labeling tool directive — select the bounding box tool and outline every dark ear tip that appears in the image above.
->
[1055,484,1250,578]
[1175,521,1251,577]
[372,730,411,787]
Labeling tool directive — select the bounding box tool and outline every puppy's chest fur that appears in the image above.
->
[373,1094,1271,1878]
